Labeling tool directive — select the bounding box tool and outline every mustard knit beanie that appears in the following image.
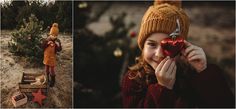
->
[49,23,59,36]
[137,0,190,50]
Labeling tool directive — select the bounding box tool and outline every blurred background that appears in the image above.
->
[73,1,235,108]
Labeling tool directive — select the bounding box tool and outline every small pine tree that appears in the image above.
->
[8,14,44,65]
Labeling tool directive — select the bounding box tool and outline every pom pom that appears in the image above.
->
[154,0,182,8]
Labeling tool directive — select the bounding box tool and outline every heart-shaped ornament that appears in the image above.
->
[160,37,185,58]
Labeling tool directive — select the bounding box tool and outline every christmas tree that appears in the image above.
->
[8,14,44,65]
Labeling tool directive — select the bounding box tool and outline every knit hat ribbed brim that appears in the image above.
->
[137,1,190,50]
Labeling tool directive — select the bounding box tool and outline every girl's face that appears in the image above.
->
[143,33,169,70]
[49,35,57,40]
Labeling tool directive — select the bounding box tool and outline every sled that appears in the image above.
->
[18,72,48,99]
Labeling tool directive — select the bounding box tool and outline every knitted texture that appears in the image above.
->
[137,1,190,50]
[154,0,182,8]
[122,64,235,107]
[49,23,59,36]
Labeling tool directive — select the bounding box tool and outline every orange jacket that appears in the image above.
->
[42,39,62,66]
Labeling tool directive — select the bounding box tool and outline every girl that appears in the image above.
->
[121,1,234,107]
[42,23,62,87]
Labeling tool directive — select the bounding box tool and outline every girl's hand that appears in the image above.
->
[47,41,53,45]
[155,56,177,90]
[182,40,207,73]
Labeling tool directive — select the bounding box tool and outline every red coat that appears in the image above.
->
[121,64,235,107]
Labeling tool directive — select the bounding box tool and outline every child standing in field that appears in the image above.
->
[42,23,62,87]
[121,0,234,107]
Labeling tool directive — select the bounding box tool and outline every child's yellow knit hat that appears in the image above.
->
[137,0,190,50]
[49,23,59,36]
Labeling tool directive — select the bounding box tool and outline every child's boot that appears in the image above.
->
[45,72,50,85]
[49,75,55,87]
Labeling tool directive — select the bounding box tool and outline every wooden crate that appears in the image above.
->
[19,72,48,99]
[11,92,27,107]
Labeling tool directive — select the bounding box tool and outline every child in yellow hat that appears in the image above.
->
[121,0,234,107]
[42,23,62,87]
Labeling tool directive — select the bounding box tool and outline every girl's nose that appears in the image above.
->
[155,46,164,58]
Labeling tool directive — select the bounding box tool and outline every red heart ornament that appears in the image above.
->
[160,37,185,58]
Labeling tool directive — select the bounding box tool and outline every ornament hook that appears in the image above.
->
[169,19,180,40]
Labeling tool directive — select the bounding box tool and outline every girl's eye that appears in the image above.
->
[147,42,157,48]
